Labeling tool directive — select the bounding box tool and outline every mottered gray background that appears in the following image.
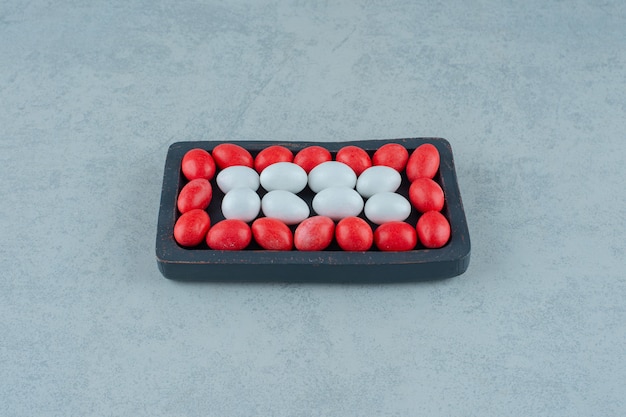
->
[1,1,625,416]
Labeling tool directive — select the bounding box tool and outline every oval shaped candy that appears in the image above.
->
[221,188,261,222]
[417,211,451,248]
[294,216,335,251]
[406,143,440,181]
[181,148,216,181]
[212,143,254,169]
[206,219,252,250]
[356,166,401,199]
[174,209,211,247]
[177,178,213,214]
[261,190,310,225]
[293,146,332,173]
[308,161,357,193]
[336,145,372,176]
[364,192,411,225]
[409,178,445,213]
[312,186,364,221]
[260,162,308,193]
[372,143,409,172]
[216,166,260,193]
[335,217,373,251]
[374,221,417,251]
[251,217,293,251]
[254,145,293,173]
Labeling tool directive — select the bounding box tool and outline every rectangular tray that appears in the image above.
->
[156,138,470,282]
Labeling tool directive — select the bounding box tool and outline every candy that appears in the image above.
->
[254,145,293,173]
[372,143,409,172]
[335,217,373,251]
[181,148,216,181]
[409,178,445,213]
[173,209,211,247]
[406,143,440,181]
[212,143,254,169]
[206,219,252,250]
[416,211,450,248]
[260,162,308,193]
[216,166,260,193]
[363,192,411,225]
[374,221,417,251]
[221,188,261,222]
[312,186,364,221]
[356,165,401,198]
[308,161,357,193]
[176,178,212,214]
[293,146,332,173]
[261,190,310,225]
[294,216,335,251]
[252,218,293,251]
[336,145,372,176]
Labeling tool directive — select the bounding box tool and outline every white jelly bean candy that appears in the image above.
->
[308,161,357,193]
[356,166,402,198]
[364,192,411,225]
[312,186,364,221]
[260,162,308,193]
[216,166,260,193]
[221,188,261,222]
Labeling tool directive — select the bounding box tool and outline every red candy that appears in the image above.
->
[252,218,293,251]
[254,145,294,173]
[372,143,409,172]
[336,145,372,176]
[374,221,417,251]
[212,143,254,169]
[293,146,332,173]
[294,216,335,251]
[177,178,212,214]
[181,148,216,181]
[335,217,373,251]
[409,178,444,213]
[417,211,450,248]
[174,209,211,247]
[206,219,252,250]
[406,143,440,181]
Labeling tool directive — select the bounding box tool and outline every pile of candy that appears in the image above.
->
[173,143,451,251]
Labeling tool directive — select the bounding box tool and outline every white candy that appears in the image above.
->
[260,162,308,193]
[261,190,310,225]
[364,192,411,224]
[221,188,261,222]
[312,186,364,221]
[356,166,402,198]
[308,161,357,193]
[216,166,260,193]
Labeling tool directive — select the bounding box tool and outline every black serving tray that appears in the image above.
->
[156,138,470,282]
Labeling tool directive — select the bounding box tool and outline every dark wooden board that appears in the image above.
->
[156,138,470,282]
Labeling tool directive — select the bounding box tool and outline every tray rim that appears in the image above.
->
[156,138,470,280]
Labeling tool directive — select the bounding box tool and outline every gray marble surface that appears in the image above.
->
[1,1,625,416]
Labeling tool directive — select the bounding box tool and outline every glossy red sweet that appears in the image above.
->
[173,209,211,247]
[374,221,417,251]
[206,219,252,250]
[335,145,372,176]
[181,148,216,181]
[294,216,335,251]
[254,145,294,173]
[335,216,373,251]
[177,178,213,214]
[212,143,254,169]
[372,143,409,172]
[416,211,451,248]
[251,218,293,251]
[408,178,444,213]
[293,146,332,173]
[406,143,440,181]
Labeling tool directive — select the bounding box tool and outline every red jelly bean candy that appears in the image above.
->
[254,145,294,173]
[181,148,216,181]
[335,217,373,251]
[206,219,252,250]
[336,145,372,176]
[251,218,293,251]
[406,143,440,182]
[408,178,444,213]
[372,143,409,172]
[177,178,213,214]
[173,209,211,247]
[293,146,332,173]
[416,211,451,248]
[212,143,254,170]
[374,221,417,251]
[294,216,335,251]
